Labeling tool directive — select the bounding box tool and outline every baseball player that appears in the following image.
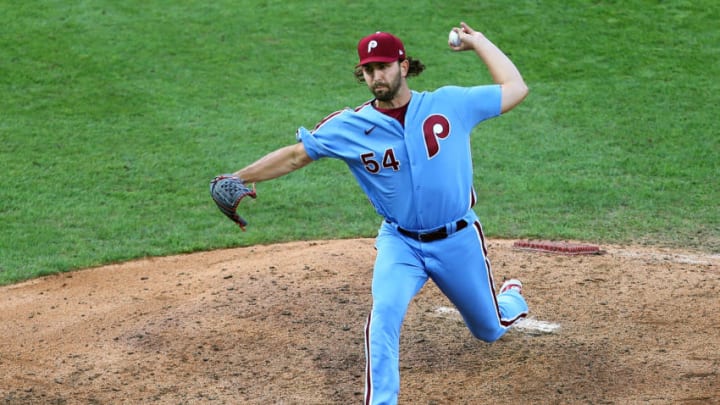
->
[221,22,529,405]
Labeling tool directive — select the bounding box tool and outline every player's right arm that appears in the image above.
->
[234,142,313,183]
[450,22,529,113]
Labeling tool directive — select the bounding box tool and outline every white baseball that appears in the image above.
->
[448,30,461,46]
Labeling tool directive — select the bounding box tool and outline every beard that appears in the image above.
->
[371,71,402,102]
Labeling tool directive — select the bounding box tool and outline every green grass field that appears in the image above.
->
[1,1,718,285]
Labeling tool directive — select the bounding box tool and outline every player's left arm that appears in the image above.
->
[450,22,529,113]
[235,142,313,183]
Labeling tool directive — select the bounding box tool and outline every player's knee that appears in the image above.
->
[371,299,405,326]
[468,324,505,343]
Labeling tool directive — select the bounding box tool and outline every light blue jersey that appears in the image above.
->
[298,85,501,230]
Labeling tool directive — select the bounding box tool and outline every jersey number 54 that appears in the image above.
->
[360,149,400,174]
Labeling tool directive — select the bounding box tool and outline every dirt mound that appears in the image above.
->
[1,239,718,404]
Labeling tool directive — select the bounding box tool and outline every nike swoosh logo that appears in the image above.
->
[364,126,376,135]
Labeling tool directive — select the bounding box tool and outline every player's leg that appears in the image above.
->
[365,225,427,405]
[427,219,528,342]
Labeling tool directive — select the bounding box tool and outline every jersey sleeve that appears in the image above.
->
[295,126,323,161]
[295,107,361,161]
[442,85,502,128]
[294,108,348,161]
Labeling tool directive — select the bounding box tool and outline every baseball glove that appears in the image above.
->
[210,174,256,230]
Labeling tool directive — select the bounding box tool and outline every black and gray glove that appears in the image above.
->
[210,174,256,230]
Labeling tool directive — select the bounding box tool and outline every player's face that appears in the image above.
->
[362,62,403,102]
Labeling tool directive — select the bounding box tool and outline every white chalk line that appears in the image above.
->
[433,306,560,335]
[611,250,720,266]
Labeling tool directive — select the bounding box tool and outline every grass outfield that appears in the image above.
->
[1,1,718,284]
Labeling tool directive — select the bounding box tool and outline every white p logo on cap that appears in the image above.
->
[367,40,378,53]
[357,32,405,65]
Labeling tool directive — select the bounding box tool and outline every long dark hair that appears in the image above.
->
[354,57,426,82]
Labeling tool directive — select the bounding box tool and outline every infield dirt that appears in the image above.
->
[1,238,718,404]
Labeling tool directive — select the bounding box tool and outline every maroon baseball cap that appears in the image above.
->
[357,32,406,66]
